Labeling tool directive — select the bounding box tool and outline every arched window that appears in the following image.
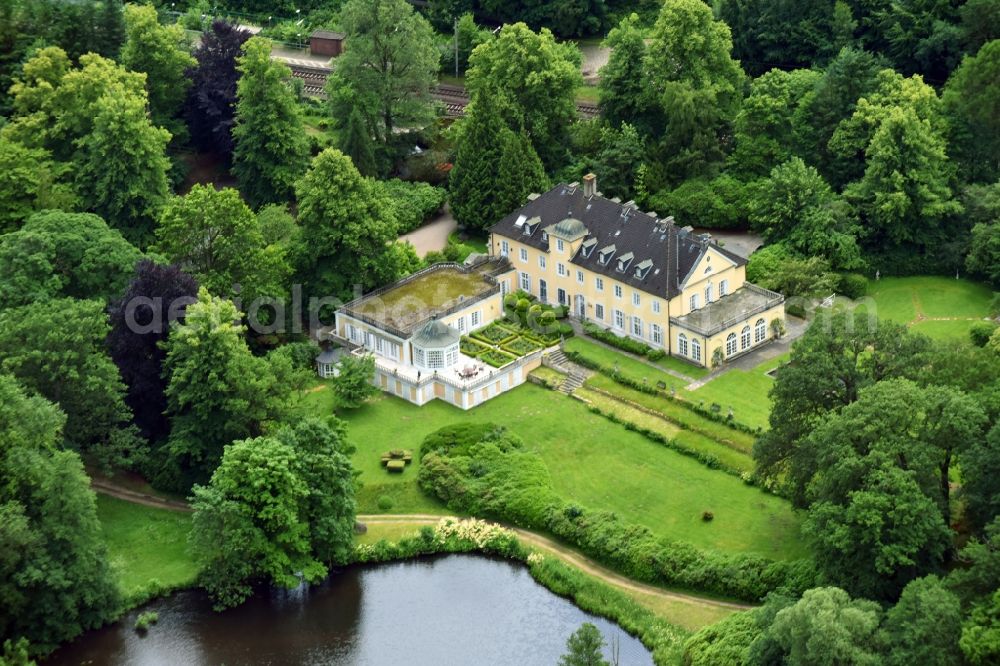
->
[726,333,738,357]
[755,318,767,344]
[678,333,688,356]
[691,338,702,363]
[741,325,751,350]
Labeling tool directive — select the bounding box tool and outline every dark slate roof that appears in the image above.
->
[311,29,345,40]
[491,183,748,299]
[411,319,460,349]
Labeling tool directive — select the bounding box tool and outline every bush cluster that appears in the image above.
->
[837,273,869,299]
[417,424,816,602]
[970,321,998,347]
[383,179,447,234]
[582,322,666,360]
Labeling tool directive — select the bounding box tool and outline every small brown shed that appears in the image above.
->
[309,30,345,57]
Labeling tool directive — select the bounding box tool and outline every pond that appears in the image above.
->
[46,554,655,665]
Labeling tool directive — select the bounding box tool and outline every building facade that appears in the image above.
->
[489,175,785,367]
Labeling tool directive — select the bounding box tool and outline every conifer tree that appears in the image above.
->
[339,106,377,177]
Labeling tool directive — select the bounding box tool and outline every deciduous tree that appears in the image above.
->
[232,37,308,207]
[944,40,1000,184]
[327,0,439,162]
[882,575,963,666]
[161,289,288,490]
[558,623,609,666]
[0,375,118,652]
[107,260,199,444]
[767,587,884,664]
[330,353,379,409]
[155,185,291,304]
[0,210,143,309]
[465,22,582,170]
[184,20,251,159]
[120,3,196,137]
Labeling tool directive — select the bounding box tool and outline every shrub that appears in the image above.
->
[970,321,998,347]
[539,310,556,326]
[377,495,395,511]
[383,179,447,234]
[504,293,518,309]
[516,298,530,312]
[134,611,158,632]
[386,460,405,473]
[583,322,655,357]
[837,273,868,299]
[786,303,807,318]
[702,511,714,522]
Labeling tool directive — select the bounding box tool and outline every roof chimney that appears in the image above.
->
[582,173,597,198]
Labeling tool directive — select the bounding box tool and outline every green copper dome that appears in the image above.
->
[411,319,460,349]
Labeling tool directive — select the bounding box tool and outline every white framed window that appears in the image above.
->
[692,338,702,362]
[614,309,624,330]
[690,294,699,311]
[556,238,565,252]
[427,349,444,368]
[651,323,663,345]
[539,255,546,269]
[375,336,385,354]
[614,284,623,299]
[414,347,425,366]
[720,279,729,297]
[652,300,661,314]
[741,325,751,350]
[632,291,640,306]
[705,283,713,304]
[456,316,466,333]
[755,318,767,343]
[500,240,510,257]
[471,311,481,328]
[595,277,604,291]
[500,279,509,297]
[520,247,528,262]
[726,333,738,357]
[557,263,567,277]
[445,347,459,367]
[576,270,584,284]
[678,333,688,356]
[631,316,643,338]
[389,342,400,360]
[595,303,605,321]
[520,272,531,291]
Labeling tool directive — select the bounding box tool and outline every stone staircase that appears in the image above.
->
[544,348,589,395]
[560,370,587,394]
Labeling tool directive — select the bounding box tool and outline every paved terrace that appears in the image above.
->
[670,284,784,337]
[338,259,509,339]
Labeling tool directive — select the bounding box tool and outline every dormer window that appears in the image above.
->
[581,238,597,257]
[598,244,616,265]
[616,252,634,273]
[634,259,653,279]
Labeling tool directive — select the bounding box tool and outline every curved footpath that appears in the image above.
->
[90,481,753,613]
[362,514,753,611]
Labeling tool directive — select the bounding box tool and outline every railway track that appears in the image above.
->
[286,63,600,119]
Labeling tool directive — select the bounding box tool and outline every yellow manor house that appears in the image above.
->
[489,175,786,368]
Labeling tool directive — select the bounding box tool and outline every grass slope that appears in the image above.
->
[679,354,788,432]
[303,384,805,560]
[96,495,197,603]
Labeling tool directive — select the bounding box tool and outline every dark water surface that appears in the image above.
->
[46,554,655,665]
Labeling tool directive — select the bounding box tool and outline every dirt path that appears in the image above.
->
[398,208,458,256]
[360,514,753,611]
[88,480,752,613]
[91,479,191,512]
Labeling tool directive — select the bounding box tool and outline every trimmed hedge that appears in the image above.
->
[502,337,542,356]
[471,323,518,346]
[583,322,666,361]
[480,348,518,368]
[418,425,817,603]
[460,336,490,356]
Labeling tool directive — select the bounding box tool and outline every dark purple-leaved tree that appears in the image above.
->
[184,20,252,160]
[107,260,198,444]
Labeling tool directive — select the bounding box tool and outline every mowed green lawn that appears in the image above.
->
[679,354,788,432]
[861,276,994,341]
[96,495,198,603]
[303,383,806,560]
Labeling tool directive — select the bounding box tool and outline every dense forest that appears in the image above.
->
[1,0,999,663]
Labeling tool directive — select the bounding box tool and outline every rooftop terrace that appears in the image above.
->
[339,259,508,338]
[670,284,784,337]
